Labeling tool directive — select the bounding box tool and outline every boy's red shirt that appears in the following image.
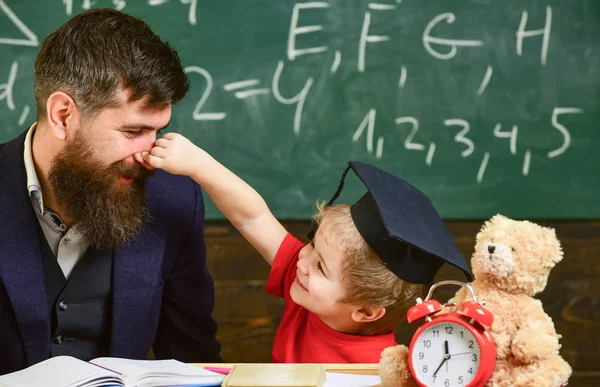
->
[266,233,396,363]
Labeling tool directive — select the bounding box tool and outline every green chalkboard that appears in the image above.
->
[0,0,598,219]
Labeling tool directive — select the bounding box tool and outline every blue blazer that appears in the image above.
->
[0,132,222,375]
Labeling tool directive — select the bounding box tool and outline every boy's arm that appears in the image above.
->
[142,133,287,266]
[189,150,287,266]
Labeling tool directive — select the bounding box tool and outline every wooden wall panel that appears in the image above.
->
[205,220,600,386]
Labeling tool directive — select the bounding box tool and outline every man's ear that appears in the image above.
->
[46,91,79,141]
[351,306,386,323]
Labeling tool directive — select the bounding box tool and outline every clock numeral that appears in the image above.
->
[469,340,474,348]
[423,340,432,348]
[460,331,464,338]
[444,379,450,387]
[458,376,464,384]
[433,329,440,337]
[472,354,478,362]
[468,367,474,374]
[418,352,424,360]
[422,365,428,373]
[445,326,454,335]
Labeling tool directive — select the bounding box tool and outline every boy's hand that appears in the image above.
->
[133,152,155,170]
[142,132,203,177]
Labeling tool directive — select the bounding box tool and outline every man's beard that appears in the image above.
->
[48,132,155,250]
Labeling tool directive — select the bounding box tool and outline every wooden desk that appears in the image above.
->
[193,363,380,376]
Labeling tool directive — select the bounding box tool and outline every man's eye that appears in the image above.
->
[124,131,141,137]
[317,261,324,273]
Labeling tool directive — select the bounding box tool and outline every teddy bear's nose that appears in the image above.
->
[488,245,495,254]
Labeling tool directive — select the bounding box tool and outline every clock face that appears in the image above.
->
[411,321,481,387]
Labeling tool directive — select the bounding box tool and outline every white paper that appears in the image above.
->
[0,357,224,387]
[324,372,381,387]
[0,356,122,387]
[90,358,225,386]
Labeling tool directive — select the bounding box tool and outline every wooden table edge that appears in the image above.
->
[192,363,380,375]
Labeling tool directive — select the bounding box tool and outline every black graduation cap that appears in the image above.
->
[310,161,473,284]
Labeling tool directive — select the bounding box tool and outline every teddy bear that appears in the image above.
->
[379,214,572,387]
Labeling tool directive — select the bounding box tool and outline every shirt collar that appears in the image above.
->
[23,122,44,214]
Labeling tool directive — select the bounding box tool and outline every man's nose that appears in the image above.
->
[130,132,157,159]
[138,131,157,152]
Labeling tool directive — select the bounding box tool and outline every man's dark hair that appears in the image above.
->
[34,8,189,120]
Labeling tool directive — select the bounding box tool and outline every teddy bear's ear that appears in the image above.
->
[481,214,498,230]
[491,214,510,223]
[544,227,564,265]
[480,214,508,232]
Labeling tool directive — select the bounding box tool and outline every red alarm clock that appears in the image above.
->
[407,280,496,387]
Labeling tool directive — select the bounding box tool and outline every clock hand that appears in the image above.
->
[445,339,451,374]
[433,341,450,377]
[449,352,471,356]
[433,357,446,377]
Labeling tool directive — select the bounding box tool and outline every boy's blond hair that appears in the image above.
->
[312,202,427,335]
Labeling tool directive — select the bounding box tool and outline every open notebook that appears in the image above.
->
[0,356,225,387]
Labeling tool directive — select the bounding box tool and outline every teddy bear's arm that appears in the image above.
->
[379,345,421,387]
[443,287,468,314]
[511,299,561,363]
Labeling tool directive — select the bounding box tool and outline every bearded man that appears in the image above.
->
[0,9,222,374]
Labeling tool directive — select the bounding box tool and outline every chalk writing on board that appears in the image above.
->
[184,66,226,121]
[517,6,552,66]
[113,0,126,10]
[395,116,424,151]
[147,0,197,25]
[548,108,584,158]
[493,124,518,156]
[398,66,407,88]
[272,60,314,135]
[425,143,435,167]
[288,2,330,61]
[345,110,582,183]
[445,119,475,158]
[368,4,396,11]
[359,10,391,72]
[0,61,17,111]
[330,51,341,74]
[285,3,556,70]
[0,0,38,46]
[352,109,381,158]
[423,13,483,60]
[18,104,29,126]
[64,0,126,16]
[179,0,197,25]
[63,0,74,15]
[224,80,260,92]
[523,150,531,176]
[0,1,590,189]
[224,80,270,100]
[476,66,493,96]
[477,153,490,183]
[235,88,270,100]
[82,0,95,11]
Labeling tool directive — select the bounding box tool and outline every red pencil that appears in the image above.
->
[204,366,232,375]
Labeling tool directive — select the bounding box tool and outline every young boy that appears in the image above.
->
[139,133,473,363]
